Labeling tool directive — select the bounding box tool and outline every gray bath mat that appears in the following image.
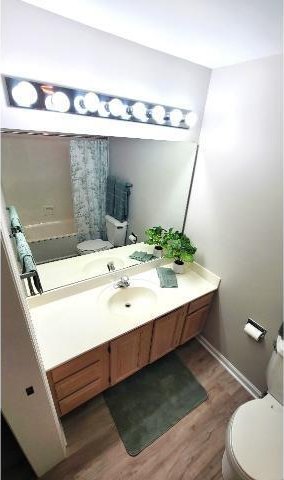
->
[104,352,207,456]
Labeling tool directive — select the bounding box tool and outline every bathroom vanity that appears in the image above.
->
[3,131,220,419]
[28,260,220,417]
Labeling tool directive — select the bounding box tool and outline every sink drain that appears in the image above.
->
[125,302,131,308]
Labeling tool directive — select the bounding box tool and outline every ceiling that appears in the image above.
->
[22,0,282,68]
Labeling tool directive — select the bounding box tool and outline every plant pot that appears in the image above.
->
[173,259,185,274]
[153,245,163,258]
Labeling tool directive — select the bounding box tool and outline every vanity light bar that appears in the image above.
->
[3,76,198,130]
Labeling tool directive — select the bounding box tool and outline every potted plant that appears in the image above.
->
[145,226,166,258]
[164,230,197,274]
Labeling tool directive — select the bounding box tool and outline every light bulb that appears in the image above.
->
[169,108,183,126]
[74,95,88,114]
[108,98,124,117]
[184,111,198,128]
[84,92,99,112]
[45,91,70,112]
[45,95,53,110]
[53,92,70,112]
[151,105,165,124]
[11,81,38,107]
[120,105,131,120]
[98,101,110,117]
[132,102,147,122]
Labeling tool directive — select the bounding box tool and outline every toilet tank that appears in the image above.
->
[105,215,128,247]
[266,335,283,405]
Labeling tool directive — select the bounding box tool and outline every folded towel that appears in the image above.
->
[106,176,132,222]
[15,232,33,267]
[156,267,178,288]
[106,176,116,217]
[113,179,131,222]
[15,232,43,294]
[7,206,23,232]
[129,251,156,262]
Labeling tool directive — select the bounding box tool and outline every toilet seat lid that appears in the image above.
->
[77,239,113,252]
[228,395,283,480]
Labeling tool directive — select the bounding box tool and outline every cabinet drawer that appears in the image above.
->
[181,305,210,344]
[188,292,214,314]
[59,378,106,416]
[51,344,108,383]
[54,361,102,400]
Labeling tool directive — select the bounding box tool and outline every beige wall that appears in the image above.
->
[109,138,197,241]
[185,55,282,391]
[1,134,74,226]
[1,196,66,475]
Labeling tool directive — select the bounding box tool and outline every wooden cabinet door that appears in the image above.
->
[150,306,187,363]
[180,305,210,344]
[110,323,153,385]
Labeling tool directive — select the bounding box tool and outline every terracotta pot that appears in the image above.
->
[153,245,163,258]
[172,259,185,274]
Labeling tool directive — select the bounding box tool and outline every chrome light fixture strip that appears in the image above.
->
[3,76,197,130]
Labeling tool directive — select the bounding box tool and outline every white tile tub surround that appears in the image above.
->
[27,259,220,371]
[24,219,76,242]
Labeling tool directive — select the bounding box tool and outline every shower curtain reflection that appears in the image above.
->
[70,138,109,242]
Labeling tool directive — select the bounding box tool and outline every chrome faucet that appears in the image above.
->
[107,261,115,272]
[114,276,130,289]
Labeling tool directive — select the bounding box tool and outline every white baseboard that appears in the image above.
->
[197,335,262,399]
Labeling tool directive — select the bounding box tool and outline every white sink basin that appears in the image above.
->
[82,257,125,276]
[98,279,158,318]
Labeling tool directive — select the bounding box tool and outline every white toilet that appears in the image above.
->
[77,215,128,255]
[222,333,283,480]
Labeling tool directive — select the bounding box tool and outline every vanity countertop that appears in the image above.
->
[28,261,220,371]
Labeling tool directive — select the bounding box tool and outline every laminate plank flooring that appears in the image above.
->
[42,340,252,480]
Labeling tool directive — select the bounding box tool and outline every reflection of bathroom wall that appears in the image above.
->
[2,135,196,247]
[109,138,196,242]
[1,135,75,227]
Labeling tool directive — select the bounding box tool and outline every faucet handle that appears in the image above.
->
[121,275,129,282]
[107,261,115,272]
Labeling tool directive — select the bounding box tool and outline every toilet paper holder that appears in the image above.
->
[129,232,138,244]
[245,318,267,341]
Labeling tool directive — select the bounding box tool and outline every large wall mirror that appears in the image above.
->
[1,132,197,294]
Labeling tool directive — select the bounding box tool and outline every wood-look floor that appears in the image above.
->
[42,340,252,480]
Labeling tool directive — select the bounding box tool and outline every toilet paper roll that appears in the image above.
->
[129,234,137,244]
[244,322,263,341]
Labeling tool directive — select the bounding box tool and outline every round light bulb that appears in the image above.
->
[169,108,183,126]
[11,81,38,107]
[45,94,53,110]
[108,98,124,117]
[151,105,165,124]
[98,101,110,117]
[132,102,147,122]
[184,111,198,128]
[47,91,70,112]
[120,105,131,120]
[74,95,88,114]
[84,92,99,113]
